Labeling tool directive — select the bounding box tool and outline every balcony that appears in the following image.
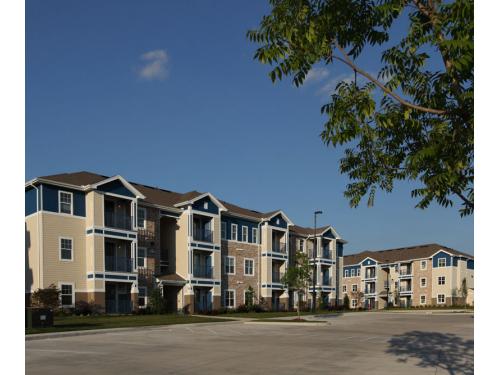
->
[399,268,413,277]
[193,265,214,279]
[272,272,285,283]
[193,228,213,243]
[322,276,332,286]
[365,288,376,295]
[105,212,132,231]
[364,271,376,279]
[399,286,412,294]
[105,256,133,273]
[321,248,331,259]
[272,243,287,254]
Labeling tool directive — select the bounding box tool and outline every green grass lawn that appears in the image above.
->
[26,314,234,335]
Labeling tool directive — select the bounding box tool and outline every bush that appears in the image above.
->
[31,284,60,309]
[236,304,250,313]
[149,288,167,314]
[343,294,350,310]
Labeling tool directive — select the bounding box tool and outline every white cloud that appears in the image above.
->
[138,49,169,80]
[317,72,356,96]
[303,67,330,84]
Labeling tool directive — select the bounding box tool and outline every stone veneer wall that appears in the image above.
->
[412,259,433,306]
[220,240,260,307]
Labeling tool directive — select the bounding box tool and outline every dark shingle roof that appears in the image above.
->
[290,225,331,236]
[343,244,473,265]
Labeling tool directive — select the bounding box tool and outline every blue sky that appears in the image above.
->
[25,0,473,255]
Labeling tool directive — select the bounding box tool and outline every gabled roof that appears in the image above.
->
[264,210,294,225]
[343,244,473,266]
[173,191,227,211]
[90,175,145,199]
[290,225,343,240]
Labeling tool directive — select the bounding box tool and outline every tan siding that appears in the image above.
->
[175,211,189,279]
[25,215,40,292]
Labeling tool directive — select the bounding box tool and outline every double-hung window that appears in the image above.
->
[351,299,358,308]
[342,285,347,293]
[60,238,73,261]
[225,256,235,275]
[420,278,427,287]
[421,260,427,270]
[438,276,446,285]
[420,295,426,305]
[350,269,355,277]
[224,290,235,308]
[299,239,304,252]
[242,226,248,242]
[137,248,146,268]
[60,284,74,307]
[244,259,254,276]
[344,270,349,278]
[352,284,358,292]
[437,294,445,304]
[231,224,238,241]
[438,258,446,267]
[356,268,361,277]
[137,207,146,228]
[252,228,258,243]
[59,191,73,214]
[221,222,227,240]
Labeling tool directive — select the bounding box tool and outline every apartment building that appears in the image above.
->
[342,244,474,309]
[25,171,346,314]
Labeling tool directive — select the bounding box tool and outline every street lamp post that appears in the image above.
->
[385,259,390,308]
[312,210,323,313]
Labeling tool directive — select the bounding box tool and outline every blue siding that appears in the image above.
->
[41,184,86,217]
[268,213,287,229]
[432,251,452,267]
[467,259,474,270]
[25,187,39,216]
[362,258,377,266]
[221,214,259,243]
[97,179,136,198]
[323,229,336,239]
[343,265,360,275]
[336,242,344,257]
[192,196,219,214]
[453,257,459,267]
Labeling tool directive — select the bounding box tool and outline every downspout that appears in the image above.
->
[257,219,264,303]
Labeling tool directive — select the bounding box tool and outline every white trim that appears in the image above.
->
[437,294,446,304]
[437,258,447,267]
[420,295,427,305]
[420,277,427,288]
[225,256,235,275]
[58,190,73,215]
[137,206,147,229]
[58,281,75,308]
[174,192,228,211]
[351,284,358,292]
[251,227,258,244]
[59,236,74,262]
[224,289,236,308]
[90,175,145,199]
[192,209,219,218]
[230,224,238,241]
[420,260,428,270]
[438,276,446,285]
[242,226,249,243]
[39,210,86,220]
[264,210,294,226]
[244,258,255,276]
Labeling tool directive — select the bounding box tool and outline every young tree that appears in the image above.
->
[31,284,60,309]
[343,293,350,310]
[459,277,468,306]
[282,252,312,319]
[248,0,473,216]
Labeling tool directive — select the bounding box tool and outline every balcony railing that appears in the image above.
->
[106,300,132,314]
[400,286,412,292]
[193,265,214,279]
[193,229,213,243]
[322,276,332,286]
[105,212,132,230]
[321,249,331,258]
[365,271,376,279]
[272,243,287,253]
[399,269,412,276]
[272,272,285,283]
[365,288,376,294]
[105,256,133,272]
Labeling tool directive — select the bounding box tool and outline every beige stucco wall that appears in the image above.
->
[41,212,87,290]
[25,214,40,292]
[175,211,189,279]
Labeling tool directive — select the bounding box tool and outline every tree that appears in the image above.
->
[245,286,256,307]
[149,286,167,314]
[282,252,312,319]
[343,293,350,310]
[248,0,473,216]
[459,277,468,306]
[31,284,60,309]
[350,290,364,309]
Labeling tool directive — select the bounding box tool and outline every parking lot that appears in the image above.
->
[26,312,473,375]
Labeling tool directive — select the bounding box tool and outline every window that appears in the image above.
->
[352,284,358,292]
[350,269,355,277]
[342,285,347,293]
[242,226,248,242]
[276,218,280,225]
[299,239,304,252]
[60,238,73,261]
[60,284,73,306]
[221,222,227,240]
[437,294,445,304]
[420,277,427,287]
[244,259,254,276]
[138,287,147,307]
[438,276,446,285]
[224,290,235,308]
[252,228,258,243]
[203,202,208,210]
[137,207,146,228]
[420,295,426,305]
[137,248,146,268]
[421,260,427,270]
[344,270,349,277]
[231,224,238,241]
[356,268,361,277]
[438,258,446,267]
[58,191,73,214]
[225,256,235,274]
[351,299,358,308]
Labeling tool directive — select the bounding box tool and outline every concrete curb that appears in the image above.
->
[243,321,330,327]
[25,320,241,341]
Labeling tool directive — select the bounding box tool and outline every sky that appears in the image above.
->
[25,0,473,255]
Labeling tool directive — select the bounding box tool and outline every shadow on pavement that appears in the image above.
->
[386,330,473,375]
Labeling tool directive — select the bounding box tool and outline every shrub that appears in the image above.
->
[343,294,350,310]
[31,284,60,309]
[236,304,250,313]
[149,288,167,314]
